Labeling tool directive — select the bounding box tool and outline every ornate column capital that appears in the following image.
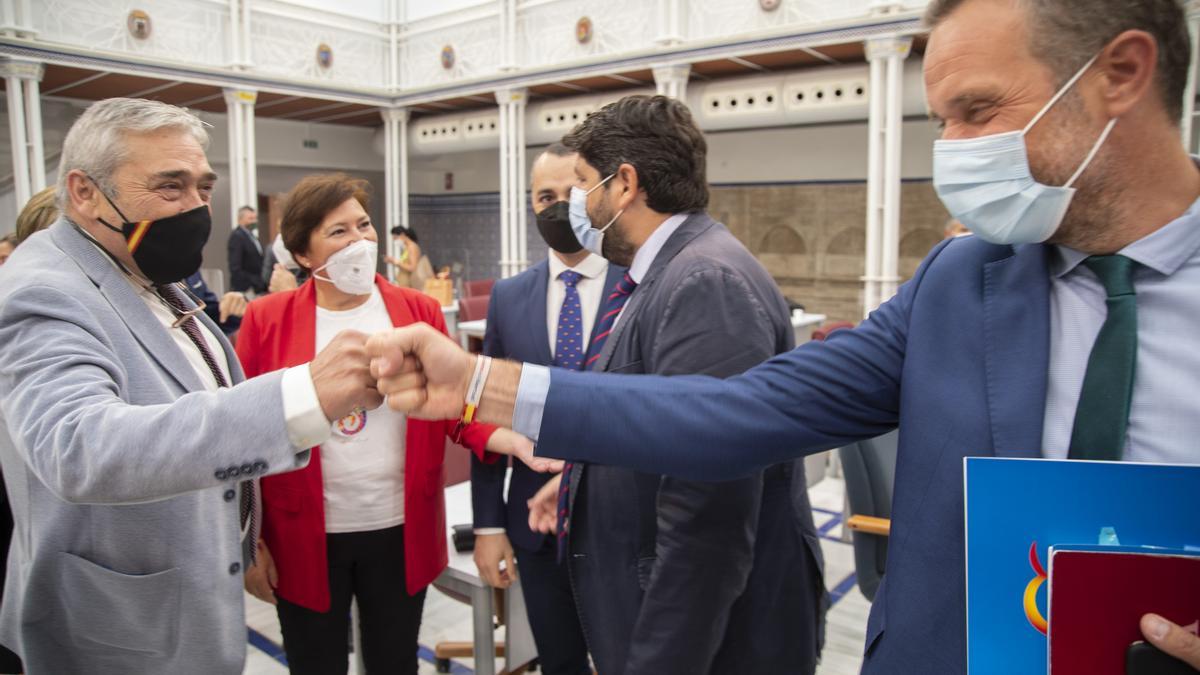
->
[494,88,528,107]
[0,59,43,81]
[381,107,411,124]
[865,36,913,62]
[222,88,258,107]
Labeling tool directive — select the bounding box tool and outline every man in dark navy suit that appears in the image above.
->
[227,205,266,295]
[470,143,621,675]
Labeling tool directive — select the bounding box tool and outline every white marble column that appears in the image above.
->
[495,88,528,278]
[1,58,44,209]
[381,107,410,271]
[223,88,258,228]
[862,36,911,316]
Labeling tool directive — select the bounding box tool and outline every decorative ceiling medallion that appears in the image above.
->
[127,9,152,40]
[759,0,782,11]
[575,17,593,44]
[316,43,334,69]
[440,45,456,70]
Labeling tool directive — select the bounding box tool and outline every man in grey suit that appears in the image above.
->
[526,95,828,674]
[0,98,380,673]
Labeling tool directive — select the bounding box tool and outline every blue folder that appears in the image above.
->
[963,457,1200,674]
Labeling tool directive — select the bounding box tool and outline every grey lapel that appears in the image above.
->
[49,219,206,394]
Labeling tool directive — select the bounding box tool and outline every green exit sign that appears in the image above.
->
[302,139,318,149]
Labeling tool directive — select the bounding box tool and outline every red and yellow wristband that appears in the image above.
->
[459,355,493,425]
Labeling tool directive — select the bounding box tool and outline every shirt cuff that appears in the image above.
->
[513,365,551,443]
[281,364,332,450]
[473,528,507,536]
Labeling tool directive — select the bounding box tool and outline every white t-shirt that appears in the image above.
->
[315,287,407,533]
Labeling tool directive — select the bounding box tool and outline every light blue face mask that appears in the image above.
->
[932,53,1117,245]
[568,172,623,256]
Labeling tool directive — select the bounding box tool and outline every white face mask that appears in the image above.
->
[932,53,1117,245]
[271,234,299,271]
[314,239,377,296]
[568,173,624,256]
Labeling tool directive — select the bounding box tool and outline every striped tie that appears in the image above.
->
[556,272,638,562]
[157,283,257,565]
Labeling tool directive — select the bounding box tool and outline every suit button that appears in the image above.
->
[240,463,254,476]
[215,469,227,480]
[229,562,241,575]
[224,489,236,502]
[227,466,241,478]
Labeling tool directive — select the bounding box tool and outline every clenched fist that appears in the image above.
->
[310,330,383,421]
[366,323,477,420]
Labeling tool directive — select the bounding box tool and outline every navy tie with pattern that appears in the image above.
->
[556,272,638,562]
[552,270,585,371]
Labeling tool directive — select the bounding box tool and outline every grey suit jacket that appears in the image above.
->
[567,212,827,674]
[0,219,310,673]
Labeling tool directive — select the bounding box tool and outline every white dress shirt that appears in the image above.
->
[547,252,609,358]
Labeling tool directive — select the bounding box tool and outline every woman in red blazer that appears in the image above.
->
[235,174,517,674]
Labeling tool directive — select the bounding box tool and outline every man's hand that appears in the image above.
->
[367,323,476,420]
[244,539,279,605]
[486,428,564,474]
[473,533,517,589]
[1141,613,1200,669]
[269,263,298,294]
[218,292,247,323]
[527,474,561,535]
[311,330,383,421]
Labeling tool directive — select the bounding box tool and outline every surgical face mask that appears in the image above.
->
[568,173,623,256]
[314,239,377,296]
[535,201,584,254]
[271,234,299,271]
[932,53,1117,245]
[92,179,212,285]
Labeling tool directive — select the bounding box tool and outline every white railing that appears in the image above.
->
[15,0,930,96]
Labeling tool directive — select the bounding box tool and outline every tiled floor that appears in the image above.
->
[243,477,869,674]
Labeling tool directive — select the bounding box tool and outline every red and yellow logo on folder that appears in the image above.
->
[1023,541,1048,635]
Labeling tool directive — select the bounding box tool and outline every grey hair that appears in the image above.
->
[925,0,1191,124]
[56,97,210,211]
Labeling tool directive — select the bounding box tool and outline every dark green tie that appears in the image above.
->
[1068,255,1138,461]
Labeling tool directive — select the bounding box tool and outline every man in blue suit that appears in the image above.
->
[470,143,620,675]
[370,0,1200,671]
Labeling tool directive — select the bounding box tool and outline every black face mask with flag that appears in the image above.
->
[90,177,212,285]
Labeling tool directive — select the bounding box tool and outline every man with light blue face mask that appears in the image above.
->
[367,0,1200,672]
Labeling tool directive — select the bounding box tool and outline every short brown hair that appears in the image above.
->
[926,0,1191,123]
[280,173,371,265]
[16,186,58,244]
[562,95,709,214]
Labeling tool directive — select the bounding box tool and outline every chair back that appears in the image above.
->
[463,279,495,298]
[458,295,490,322]
[838,431,898,601]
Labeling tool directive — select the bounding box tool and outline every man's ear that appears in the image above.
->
[615,162,640,210]
[1096,29,1158,121]
[66,170,102,220]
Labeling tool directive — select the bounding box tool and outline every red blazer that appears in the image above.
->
[236,275,496,610]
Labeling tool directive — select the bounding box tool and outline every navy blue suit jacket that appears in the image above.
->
[471,257,625,551]
[535,236,1056,674]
